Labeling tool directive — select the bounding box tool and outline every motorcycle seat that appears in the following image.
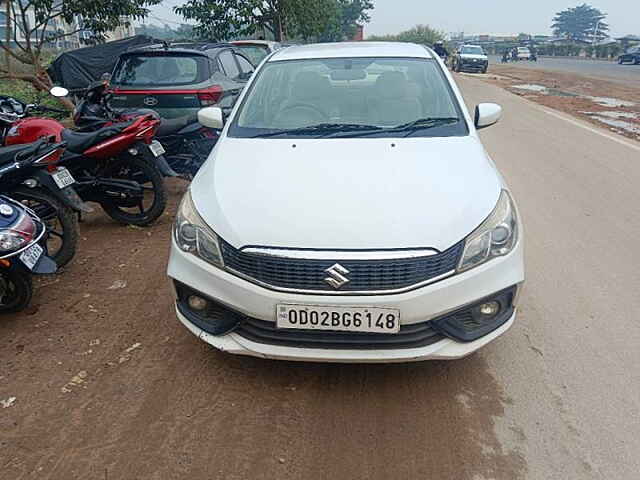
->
[62,121,134,153]
[0,140,47,165]
[156,113,199,137]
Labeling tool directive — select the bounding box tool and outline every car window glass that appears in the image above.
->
[236,54,255,75]
[112,54,208,86]
[219,50,240,79]
[234,45,269,65]
[233,57,463,137]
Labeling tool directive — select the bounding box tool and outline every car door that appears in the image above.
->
[216,49,246,110]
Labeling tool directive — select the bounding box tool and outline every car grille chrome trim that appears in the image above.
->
[241,247,439,260]
[220,240,464,295]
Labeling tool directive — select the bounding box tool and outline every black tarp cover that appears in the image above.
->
[48,35,158,90]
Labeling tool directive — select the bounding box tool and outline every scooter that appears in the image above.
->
[0,194,57,313]
[69,79,217,179]
[0,95,168,227]
[0,139,84,267]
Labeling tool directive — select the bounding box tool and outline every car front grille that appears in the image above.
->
[220,240,464,294]
[236,317,445,350]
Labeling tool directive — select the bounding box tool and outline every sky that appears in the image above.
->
[147,0,640,38]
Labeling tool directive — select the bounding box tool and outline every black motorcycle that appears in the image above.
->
[67,80,217,179]
[0,139,86,267]
[0,195,57,313]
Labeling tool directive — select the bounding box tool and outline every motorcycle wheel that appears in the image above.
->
[0,266,33,313]
[100,156,167,226]
[11,187,79,268]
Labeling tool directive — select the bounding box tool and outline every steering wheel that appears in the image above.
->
[276,102,327,126]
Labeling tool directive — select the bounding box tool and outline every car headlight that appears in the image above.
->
[457,190,518,272]
[174,191,223,268]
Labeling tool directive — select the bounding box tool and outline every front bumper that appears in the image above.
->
[167,238,524,363]
[459,61,488,72]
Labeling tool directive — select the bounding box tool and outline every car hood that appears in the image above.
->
[460,54,487,60]
[191,136,502,252]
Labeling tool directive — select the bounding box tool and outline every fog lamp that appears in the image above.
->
[478,301,500,317]
[188,295,208,311]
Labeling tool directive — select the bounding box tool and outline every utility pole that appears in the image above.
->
[5,0,11,72]
[592,20,600,46]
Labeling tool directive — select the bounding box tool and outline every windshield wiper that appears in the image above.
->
[251,123,382,138]
[326,117,460,138]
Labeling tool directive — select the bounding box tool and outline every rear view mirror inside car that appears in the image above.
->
[330,69,367,81]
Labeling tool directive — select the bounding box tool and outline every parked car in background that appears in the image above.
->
[168,42,524,363]
[452,45,488,73]
[230,40,281,67]
[516,47,531,61]
[109,43,255,119]
[618,46,640,65]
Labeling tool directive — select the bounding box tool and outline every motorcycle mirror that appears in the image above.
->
[50,86,69,97]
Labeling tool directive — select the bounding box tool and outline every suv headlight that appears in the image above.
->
[457,190,518,272]
[174,191,223,268]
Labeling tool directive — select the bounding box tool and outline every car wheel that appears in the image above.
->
[618,57,624,64]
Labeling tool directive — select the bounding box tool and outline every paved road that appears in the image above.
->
[2,77,640,480]
[489,55,640,85]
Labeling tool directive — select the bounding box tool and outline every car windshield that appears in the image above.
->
[112,53,209,86]
[462,46,484,55]
[233,45,270,66]
[229,57,466,138]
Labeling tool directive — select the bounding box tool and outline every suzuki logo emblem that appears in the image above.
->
[324,263,350,289]
[143,96,158,106]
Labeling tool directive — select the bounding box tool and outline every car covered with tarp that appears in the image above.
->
[47,35,159,90]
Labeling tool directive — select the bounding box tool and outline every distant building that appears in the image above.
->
[0,2,134,50]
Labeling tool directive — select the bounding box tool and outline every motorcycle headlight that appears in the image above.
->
[173,191,223,268]
[0,213,36,252]
[458,190,518,272]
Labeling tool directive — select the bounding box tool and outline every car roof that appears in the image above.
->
[269,42,433,61]
[461,44,483,48]
[124,42,237,55]
[231,40,279,47]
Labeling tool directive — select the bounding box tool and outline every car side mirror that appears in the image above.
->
[198,106,224,129]
[50,86,69,97]
[474,103,502,129]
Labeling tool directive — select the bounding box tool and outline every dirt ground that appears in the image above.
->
[476,65,640,141]
[1,180,526,480]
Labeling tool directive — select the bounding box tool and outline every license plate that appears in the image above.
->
[276,304,400,334]
[149,140,166,157]
[51,167,75,189]
[19,243,43,271]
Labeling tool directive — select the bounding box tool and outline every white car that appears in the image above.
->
[517,47,531,60]
[167,42,525,363]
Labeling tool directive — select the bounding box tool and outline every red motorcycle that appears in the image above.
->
[0,95,170,226]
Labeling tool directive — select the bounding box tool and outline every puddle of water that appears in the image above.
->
[587,116,640,135]
[512,84,548,93]
[581,111,639,120]
[511,85,636,107]
[585,96,636,108]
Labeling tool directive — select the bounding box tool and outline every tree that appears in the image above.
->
[552,4,609,42]
[175,0,289,42]
[1,0,161,107]
[368,24,445,45]
[174,0,373,42]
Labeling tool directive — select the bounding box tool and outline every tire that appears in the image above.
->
[618,57,624,64]
[100,156,167,226]
[0,267,33,314]
[482,67,488,74]
[11,187,79,268]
